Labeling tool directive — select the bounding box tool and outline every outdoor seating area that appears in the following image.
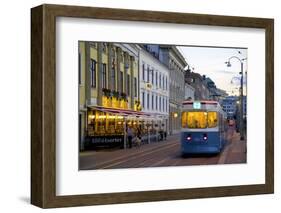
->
[84,107,168,149]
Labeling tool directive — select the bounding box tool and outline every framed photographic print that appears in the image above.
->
[31,4,274,208]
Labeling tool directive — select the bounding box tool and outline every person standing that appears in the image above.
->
[136,126,142,148]
[127,126,134,148]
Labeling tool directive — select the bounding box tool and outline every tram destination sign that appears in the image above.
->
[193,101,201,109]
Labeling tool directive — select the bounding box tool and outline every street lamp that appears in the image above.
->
[225,56,247,140]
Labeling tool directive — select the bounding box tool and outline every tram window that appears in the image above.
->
[187,112,208,129]
[181,111,218,128]
[208,112,218,128]
[182,112,188,128]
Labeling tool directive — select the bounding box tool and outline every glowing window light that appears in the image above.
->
[88,115,95,119]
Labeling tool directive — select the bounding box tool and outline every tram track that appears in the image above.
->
[79,130,245,170]
[80,135,180,170]
[99,142,179,169]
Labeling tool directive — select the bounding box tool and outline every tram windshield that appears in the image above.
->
[182,111,218,128]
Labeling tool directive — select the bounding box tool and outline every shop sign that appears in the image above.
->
[91,136,123,144]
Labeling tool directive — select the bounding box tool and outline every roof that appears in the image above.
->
[183,100,219,105]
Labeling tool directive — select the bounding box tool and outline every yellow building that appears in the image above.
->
[79,42,141,150]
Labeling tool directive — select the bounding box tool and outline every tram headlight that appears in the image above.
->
[187,134,192,141]
[203,133,208,141]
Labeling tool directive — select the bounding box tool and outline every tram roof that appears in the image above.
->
[183,100,219,105]
[182,100,224,112]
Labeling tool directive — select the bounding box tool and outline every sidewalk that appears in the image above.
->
[218,130,247,164]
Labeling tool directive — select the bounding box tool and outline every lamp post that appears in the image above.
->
[225,56,247,140]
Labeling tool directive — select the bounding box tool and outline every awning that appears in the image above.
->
[150,113,169,119]
[88,106,153,119]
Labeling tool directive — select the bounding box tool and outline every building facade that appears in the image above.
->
[202,76,229,101]
[139,47,170,134]
[203,76,217,100]
[79,42,140,150]
[143,45,187,135]
[221,96,238,118]
[215,88,228,102]
[185,70,210,100]
[184,83,195,101]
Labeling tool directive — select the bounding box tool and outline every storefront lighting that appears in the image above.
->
[173,113,178,118]
[88,115,95,119]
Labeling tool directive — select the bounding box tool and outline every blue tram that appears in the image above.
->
[181,100,227,155]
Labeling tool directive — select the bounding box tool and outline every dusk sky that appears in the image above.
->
[177,46,247,96]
